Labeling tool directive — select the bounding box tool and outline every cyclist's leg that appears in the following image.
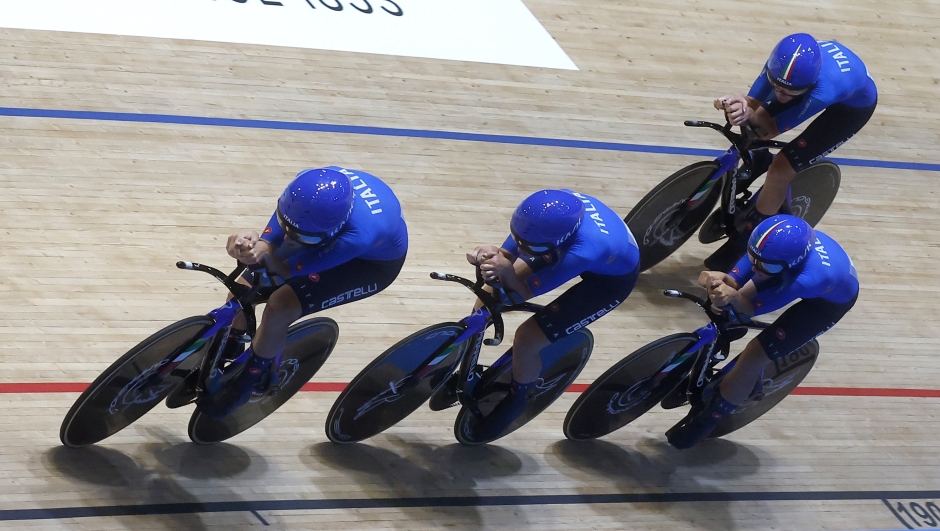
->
[749,149,774,180]
[270,255,405,362]
[509,319,549,384]
[755,101,876,219]
[219,269,283,362]
[201,256,405,417]
[707,103,876,272]
[477,268,638,436]
[519,268,638,382]
[667,293,857,448]
[720,293,857,404]
[199,286,302,418]
[753,153,798,218]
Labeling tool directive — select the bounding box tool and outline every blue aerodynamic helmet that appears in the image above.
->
[510,189,585,256]
[747,215,815,275]
[276,168,355,246]
[765,33,822,93]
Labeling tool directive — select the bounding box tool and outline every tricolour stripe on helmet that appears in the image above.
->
[754,220,788,250]
[781,44,802,81]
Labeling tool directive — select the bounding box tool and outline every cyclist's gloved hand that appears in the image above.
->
[198,351,275,419]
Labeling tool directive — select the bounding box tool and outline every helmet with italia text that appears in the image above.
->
[276,168,354,246]
[765,33,822,93]
[510,189,585,256]
[747,215,814,275]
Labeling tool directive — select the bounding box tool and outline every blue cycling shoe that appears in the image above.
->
[473,379,533,441]
[198,351,277,419]
[665,392,737,450]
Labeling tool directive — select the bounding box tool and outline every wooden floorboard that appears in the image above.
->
[2,0,939,529]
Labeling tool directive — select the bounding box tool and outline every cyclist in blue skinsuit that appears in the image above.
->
[667,215,859,449]
[706,33,877,270]
[199,166,408,418]
[463,189,641,437]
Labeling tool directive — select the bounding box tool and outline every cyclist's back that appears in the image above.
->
[730,229,859,314]
[501,191,640,296]
[749,40,877,133]
[262,166,408,275]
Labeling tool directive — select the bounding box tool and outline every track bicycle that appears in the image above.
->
[624,119,841,271]
[326,267,593,446]
[60,261,339,447]
[563,289,818,441]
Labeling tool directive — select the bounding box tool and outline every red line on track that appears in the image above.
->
[2,382,940,398]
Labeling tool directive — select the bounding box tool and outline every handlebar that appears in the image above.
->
[683,119,788,152]
[684,119,788,175]
[176,261,273,338]
[663,289,768,330]
[430,268,541,347]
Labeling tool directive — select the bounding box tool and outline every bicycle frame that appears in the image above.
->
[154,262,273,395]
[424,270,540,406]
[653,290,767,406]
[681,120,789,235]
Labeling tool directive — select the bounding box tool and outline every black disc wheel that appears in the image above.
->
[625,161,722,271]
[60,316,215,448]
[563,333,700,441]
[325,323,470,443]
[188,317,339,444]
[455,329,594,445]
[710,339,819,438]
[788,161,841,227]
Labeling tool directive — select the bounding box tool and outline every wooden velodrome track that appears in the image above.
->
[2,0,940,529]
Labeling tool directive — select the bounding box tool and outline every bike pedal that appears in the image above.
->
[660,381,690,410]
[428,373,460,411]
[429,399,459,411]
[165,371,201,409]
[698,210,727,244]
[166,391,198,409]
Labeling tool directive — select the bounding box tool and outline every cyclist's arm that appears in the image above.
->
[499,256,534,300]
[727,253,756,286]
[260,252,290,279]
[749,105,781,140]
[259,212,286,247]
[709,280,757,316]
[731,280,758,315]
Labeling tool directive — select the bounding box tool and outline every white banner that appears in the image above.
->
[0,0,577,70]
